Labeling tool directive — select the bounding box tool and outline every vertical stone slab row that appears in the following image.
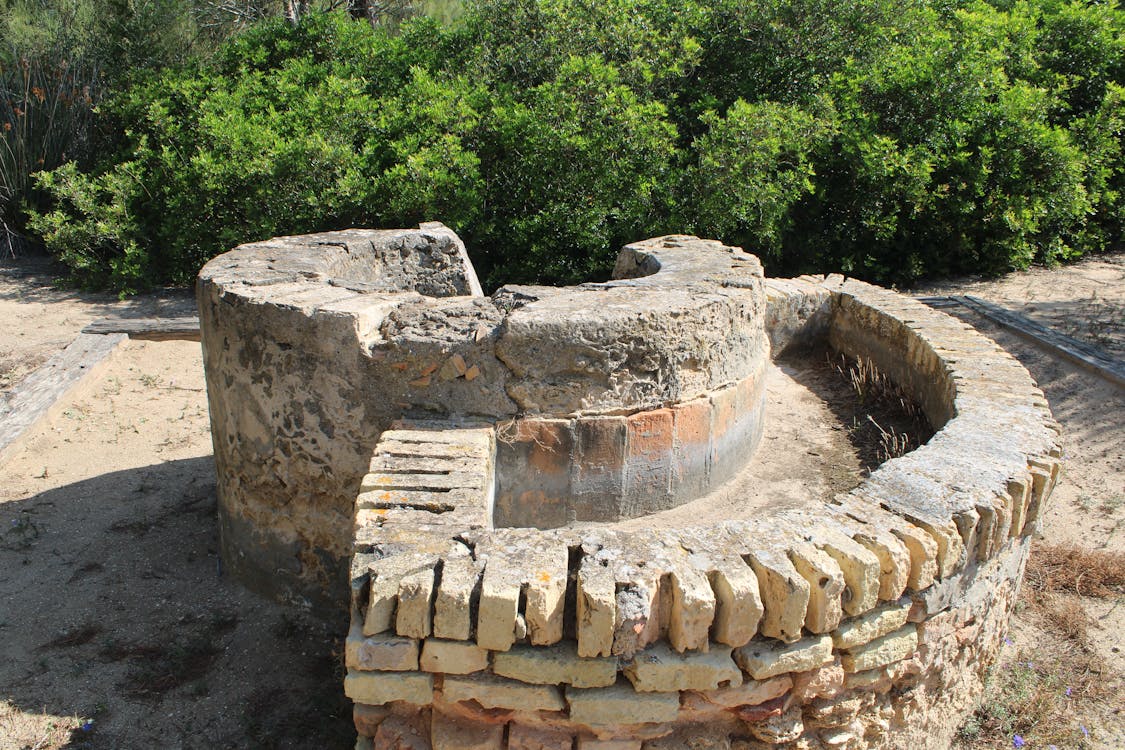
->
[493,357,769,529]
[254,238,1063,749]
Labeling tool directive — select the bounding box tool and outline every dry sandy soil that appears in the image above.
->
[0,253,1121,749]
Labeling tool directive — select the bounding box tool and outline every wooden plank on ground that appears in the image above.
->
[954,295,1125,389]
[914,296,962,309]
[0,333,128,464]
[82,316,200,341]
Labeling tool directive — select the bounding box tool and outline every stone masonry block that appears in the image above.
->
[707,555,763,648]
[566,683,681,726]
[442,674,566,712]
[746,549,809,642]
[477,563,520,652]
[344,671,433,706]
[831,598,912,650]
[420,639,490,675]
[811,528,881,617]
[396,567,435,639]
[572,416,627,520]
[623,643,742,692]
[839,625,919,672]
[578,555,617,658]
[433,556,480,641]
[1008,476,1031,537]
[671,398,712,500]
[623,409,674,515]
[669,564,717,652]
[494,418,574,528]
[431,713,504,750]
[522,538,569,646]
[696,674,793,709]
[788,543,845,634]
[736,635,834,680]
[346,627,420,671]
[507,724,573,750]
[493,644,618,688]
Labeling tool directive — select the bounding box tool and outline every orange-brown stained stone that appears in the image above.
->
[672,398,712,500]
[572,416,628,521]
[494,418,574,528]
[515,418,573,476]
[624,408,674,515]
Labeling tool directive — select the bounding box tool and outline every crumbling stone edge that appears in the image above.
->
[344,275,1061,749]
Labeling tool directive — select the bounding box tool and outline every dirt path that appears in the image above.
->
[916,253,1125,750]
[0,252,1121,749]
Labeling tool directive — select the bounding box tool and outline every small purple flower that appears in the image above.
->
[1004,636,1014,646]
[1081,725,1089,738]
[1065,686,1072,697]
[1013,735,1026,748]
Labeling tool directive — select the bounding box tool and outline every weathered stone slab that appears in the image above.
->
[493,644,618,688]
[442,674,566,712]
[420,639,490,675]
[831,599,912,650]
[346,627,420,671]
[566,683,681,726]
[735,636,833,680]
[623,643,741,692]
[839,625,919,672]
[344,671,433,705]
[696,675,793,709]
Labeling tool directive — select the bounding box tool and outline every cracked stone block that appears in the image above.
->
[346,627,420,672]
[839,625,919,672]
[493,644,618,688]
[624,643,742,692]
[736,635,834,681]
[831,599,912,650]
[567,683,681,726]
[442,674,566,712]
[420,640,490,675]
[344,671,433,705]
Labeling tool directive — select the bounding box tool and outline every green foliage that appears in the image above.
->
[472,54,677,284]
[24,0,1125,291]
[682,99,833,255]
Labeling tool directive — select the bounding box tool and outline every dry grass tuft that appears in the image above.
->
[38,623,103,650]
[957,643,1110,748]
[1026,541,1125,599]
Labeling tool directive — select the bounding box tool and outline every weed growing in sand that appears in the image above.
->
[958,646,1104,749]
[956,541,1123,748]
[3,512,40,549]
[138,372,163,388]
[829,352,932,466]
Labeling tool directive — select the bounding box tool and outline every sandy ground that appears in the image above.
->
[0,252,1122,749]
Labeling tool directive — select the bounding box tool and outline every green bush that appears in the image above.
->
[26,0,1125,291]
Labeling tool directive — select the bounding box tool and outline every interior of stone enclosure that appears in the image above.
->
[196,225,1062,749]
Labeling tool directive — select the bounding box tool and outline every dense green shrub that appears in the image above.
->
[26,0,1125,291]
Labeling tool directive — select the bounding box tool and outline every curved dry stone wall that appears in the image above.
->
[197,226,1061,749]
[198,227,766,603]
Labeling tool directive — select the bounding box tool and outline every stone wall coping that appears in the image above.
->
[349,274,1060,660]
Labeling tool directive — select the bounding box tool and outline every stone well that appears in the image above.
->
[197,225,1061,749]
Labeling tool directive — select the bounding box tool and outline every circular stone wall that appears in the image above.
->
[197,225,768,604]
[198,227,1060,748]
